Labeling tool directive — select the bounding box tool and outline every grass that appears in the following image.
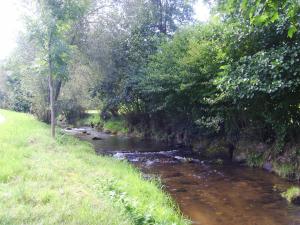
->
[0,109,189,225]
[273,162,295,179]
[80,112,129,134]
[246,152,264,167]
[281,186,300,203]
[103,119,129,134]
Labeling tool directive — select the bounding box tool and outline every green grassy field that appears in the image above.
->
[0,110,188,225]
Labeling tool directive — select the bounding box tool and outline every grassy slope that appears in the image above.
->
[0,110,188,225]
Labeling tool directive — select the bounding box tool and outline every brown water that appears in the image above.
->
[65,127,300,225]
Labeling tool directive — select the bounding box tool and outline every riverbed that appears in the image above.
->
[65,127,300,225]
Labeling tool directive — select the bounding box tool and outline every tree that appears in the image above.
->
[84,0,195,118]
[28,0,89,137]
[213,0,300,37]
[149,0,195,34]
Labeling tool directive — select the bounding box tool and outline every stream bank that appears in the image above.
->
[65,126,300,225]
[75,112,300,182]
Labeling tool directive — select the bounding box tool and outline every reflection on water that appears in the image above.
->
[65,127,300,225]
[66,127,171,152]
[146,164,300,225]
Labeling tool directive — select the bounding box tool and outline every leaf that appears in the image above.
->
[241,0,248,11]
[253,14,269,25]
[288,25,297,38]
[270,11,279,22]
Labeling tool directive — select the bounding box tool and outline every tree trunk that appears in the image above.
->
[48,30,55,138]
[158,0,165,33]
[54,80,62,101]
[48,74,55,138]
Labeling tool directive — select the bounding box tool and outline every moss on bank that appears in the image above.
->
[0,110,188,225]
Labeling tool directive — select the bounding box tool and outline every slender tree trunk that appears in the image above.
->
[54,80,62,101]
[158,0,164,33]
[48,74,55,138]
[48,30,55,138]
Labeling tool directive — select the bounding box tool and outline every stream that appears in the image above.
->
[65,127,300,225]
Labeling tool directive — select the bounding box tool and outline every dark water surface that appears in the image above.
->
[65,127,300,225]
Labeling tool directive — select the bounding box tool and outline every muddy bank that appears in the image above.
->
[65,127,300,225]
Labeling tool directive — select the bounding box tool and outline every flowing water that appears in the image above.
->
[65,127,300,225]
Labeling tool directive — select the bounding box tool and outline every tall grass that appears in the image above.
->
[0,110,189,225]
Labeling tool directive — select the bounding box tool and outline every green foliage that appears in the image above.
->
[104,118,129,134]
[57,99,85,123]
[87,0,195,118]
[214,0,300,37]
[1,0,93,123]
[79,113,128,134]
[2,0,300,179]
[246,152,264,167]
[0,109,188,225]
[86,1,300,159]
[28,0,88,80]
[281,186,300,203]
[80,112,103,127]
[273,162,295,178]
[137,22,226,134]
[85,112,101,124]
[0,63,31,113]
[217,41,300,143]
[218,44,300,101]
